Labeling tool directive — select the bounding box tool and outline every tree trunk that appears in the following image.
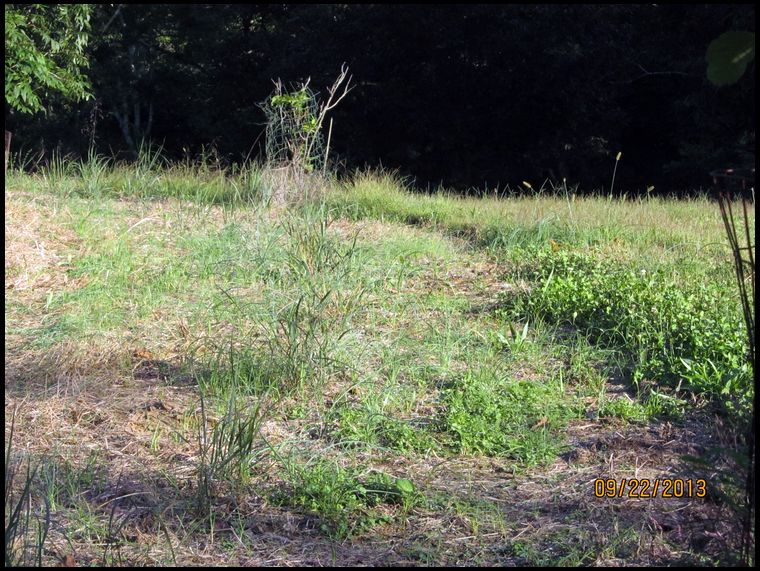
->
[5,130,11,174]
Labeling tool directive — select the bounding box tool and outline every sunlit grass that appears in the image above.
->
[4,156,754,565]
[328,169,746,268]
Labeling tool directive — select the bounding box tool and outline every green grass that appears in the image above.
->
[326,170,737,263]
[5,412,50,567]
[6,145,269,207]
[5,156,754,565]
[440,368,579,462]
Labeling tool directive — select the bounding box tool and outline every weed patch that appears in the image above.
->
[5,413,50,567]
[271,458,421,539]
[5,164,753,565]
[193,390,269,516]
[333,404,443,455]
[210,207,366,398]
[440,368,578,463]
[598,397,648,422]
[504,247,752,415]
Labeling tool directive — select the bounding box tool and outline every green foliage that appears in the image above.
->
[23,146,267,206]
[506,248,752,412]
[194,390,268,516]
[706,31,755,86]
[270,90,310,112]
[598,397,648,422]
[5,4,92,114]
[36,450,104,513]
[440,369,576,463]
[259,210,365,394]
[490,320,531,354]
[271,459,421,538]
[261,83,323,173]
[334,405,443,455]
[378,418,442,455]
[5,160,755,565]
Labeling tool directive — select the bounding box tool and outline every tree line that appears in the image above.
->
[5,4,755,194]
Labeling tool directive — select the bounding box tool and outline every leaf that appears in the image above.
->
[58,555,76,567]
[706,31,755,86]
[133,348,155,361]
[395,478,415,494]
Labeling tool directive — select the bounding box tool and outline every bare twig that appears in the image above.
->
[304,64,353,170]
[322,63,354,113]
[101,4,124,34]
[717,192,755,566]
[615,63,698,84]
[323,117,334,175]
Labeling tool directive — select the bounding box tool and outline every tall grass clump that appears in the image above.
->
[40,149,77,196]
[205,206,366,401]
[5,411,50,568]
[160,148,268,206]
[75,147,113,198]
[194,388,269,517]
[12,143,270,207]
[261,207,366,396]
[110,141,166,198]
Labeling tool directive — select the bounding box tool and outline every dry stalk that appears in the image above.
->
[717,193,755,566]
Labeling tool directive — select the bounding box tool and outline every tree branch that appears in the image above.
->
[615,63,699,84]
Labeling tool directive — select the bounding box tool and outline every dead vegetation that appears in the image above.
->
[4,187,751,566]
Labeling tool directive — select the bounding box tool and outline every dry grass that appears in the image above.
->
[5,184,750,566]
[5,193,81,292]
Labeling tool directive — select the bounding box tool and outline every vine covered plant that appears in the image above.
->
[263,85,322,173]
[259,64,352,205]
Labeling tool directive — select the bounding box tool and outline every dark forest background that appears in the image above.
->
[4,4,756,195]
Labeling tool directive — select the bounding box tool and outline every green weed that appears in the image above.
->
[194,389,268,517]
[504,247,752,414]
[224,207,366,396]
[598,397,648,422]
[37,449,104,512]
[271,457,421,539]
[333,404,443,455]
[440,368,578,463]
[5,412,50,568]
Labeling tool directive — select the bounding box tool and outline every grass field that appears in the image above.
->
[4,155,755,566]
